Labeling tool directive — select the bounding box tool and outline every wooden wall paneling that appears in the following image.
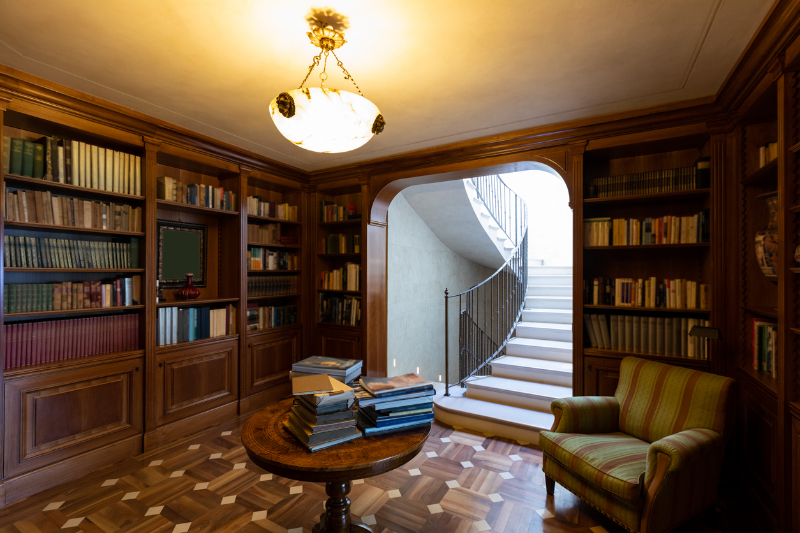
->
[0,97,9,483]
[362,176,385,377]
[244,327,299,399]
[301,185,316,360]
[3,356,143,479]
[582,356,621,397]
[234,168,249,414]
[143,138,160,436]
[775,71,794,532]
[709,133,726,376]
[154,338,238,428]
[315,326,362,361]
[739,380,779,508]
[570,143,585,395]
[791,405,800,533]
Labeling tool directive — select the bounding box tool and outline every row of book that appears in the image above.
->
[319,294,361,326]
[4,276,142,314]
[247,196,298,221]
[584,211,710,246]
[291,356,363,384]
[356,374,434,436]
[156,305,236,346]
[156,176,237,211]
[321,233,361,255]
[3,136,142,195]
[3,235,139,269]
[247,223,292,245]
[751,319,777,377]
[5,188,142,232]
[247,276,298,297]
[585,277,709,309]
[585,161,708,199]
[3,314,140,369]
[320,263,360,291]
[288,374,360,452]
[584,314,709,359]
[320,201,360,223]
[247,247,299,271]
[246,304,297,331]
[758,142,778,169]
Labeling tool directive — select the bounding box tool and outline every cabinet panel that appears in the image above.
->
[792,413,800,533]
[243,327,299,398]
[156,339,237,427]
[4,357,143,479]
[583,356,621,396]
[740,385,776,501]
[315,327,362,361]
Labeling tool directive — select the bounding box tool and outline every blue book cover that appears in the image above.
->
[359,416,432,436]
[372,413,434,428]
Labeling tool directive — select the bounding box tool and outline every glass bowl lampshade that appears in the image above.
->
[269,87,381,153]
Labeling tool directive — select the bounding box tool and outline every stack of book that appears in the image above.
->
[356,374,435,436]
[3,235,139,269]
[157,176,237,211]
[319,201,360,222]
[751,319,777,377]
[584,277,709,309]
[291,356,363,384]
[247,196,297,221]
[247,275,298,297]
[584,162,708,199]
[246,304,297,331]
[247,223,282,245]
[3,136,142,195]
[584,314,709,359]
[584,211,710,247]
[286,374,361,452]
[319,294,361,326]
[247,246,299,271]
[320,264,360,291]
[321,234,361,254]
[758,142,778,168]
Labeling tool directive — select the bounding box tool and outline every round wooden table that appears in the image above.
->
[241,398,430,533]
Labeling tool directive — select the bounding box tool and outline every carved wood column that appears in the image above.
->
[708,133,727,377]
[236,167,250,412]
[362,175,387,377]
[143,137,161,439]
[569,142,585,395]
[301,183,316,360]
[0,92,11,497]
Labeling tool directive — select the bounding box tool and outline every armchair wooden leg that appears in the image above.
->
[545,475,555,495]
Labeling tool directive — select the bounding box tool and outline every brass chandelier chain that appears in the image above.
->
[296,34,365,97]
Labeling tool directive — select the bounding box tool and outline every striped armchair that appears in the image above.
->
[540,357,735,533]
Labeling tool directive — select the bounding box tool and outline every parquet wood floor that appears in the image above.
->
[0,414,766,533]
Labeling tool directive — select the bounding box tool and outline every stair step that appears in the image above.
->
[528,275,572,285]
[526,296,572,309]
[516,321,572,342]
[528,285,572,296]
[506,337,572,362]
[521,308,572,324]
[529,259,545,266]
[434,387,553,445]
[465,376,572,411]
[491,356,573,386]
[528,266,573,275]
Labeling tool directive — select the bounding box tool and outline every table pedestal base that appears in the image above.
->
[312,481,373,533]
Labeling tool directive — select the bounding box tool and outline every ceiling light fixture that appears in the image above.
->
[269,24,385,153]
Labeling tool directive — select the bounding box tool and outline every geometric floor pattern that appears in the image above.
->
[0,417,765,533]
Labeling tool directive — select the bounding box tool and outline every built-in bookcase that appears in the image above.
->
[579,133,719,396]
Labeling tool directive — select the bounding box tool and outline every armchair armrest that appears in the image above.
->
[645,428,723,485]
[549,396,620,434]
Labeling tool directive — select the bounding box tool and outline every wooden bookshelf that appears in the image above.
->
[585,243,710,250]
[248,214,300,225]
[742,159,778,186]
[318,289,361,295]
[317,253,361,258]
[4,220,145,236]
[247,294,300,301]
[154,333,239,354]
[5,267,145,273]
[583,304,710,314]
[318,219,361,227]
[4,174,145,201]
[247,242,301,249]
[156,297,239,308]
[247,269,301,274]
[583,348,710,368]
[583,188,710,206]
[156,199,238,216]
[5,305,144,318]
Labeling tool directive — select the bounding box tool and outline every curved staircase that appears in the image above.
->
[433,177,574,445]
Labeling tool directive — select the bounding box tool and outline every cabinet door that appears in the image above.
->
[792,413,800,533]
[155,339,238,427]
[244,327,299,398]
[4,357,143,479]
[583,356,621,396]
[739,383,777,502]
[314,327,362,361]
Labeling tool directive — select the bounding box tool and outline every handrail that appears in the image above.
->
[444,175,528,395]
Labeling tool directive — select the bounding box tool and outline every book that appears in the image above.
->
[585,165,700,199]
[292,400,356,425]
[292,356,363,376]
[356,412,432,436]
[292,374,338,396]
[360,373,433,397]
[296,377,354,406]
[284,418,361,452]
[2,136,9,174]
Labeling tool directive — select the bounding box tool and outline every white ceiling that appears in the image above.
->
[0,0,774,172]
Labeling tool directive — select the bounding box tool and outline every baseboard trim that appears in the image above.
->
[144,401,238,452]
[1,434,142,508]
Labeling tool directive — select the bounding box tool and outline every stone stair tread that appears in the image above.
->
[492,355,573,374]
[465,375,572,399]
[523,308,572,314]
[517,321,572,330]
[528,296,571,300]
[507,337,572,349]
[435,387,555,431]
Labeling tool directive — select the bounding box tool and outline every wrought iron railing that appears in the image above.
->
[469,175,527,246]
[444,175,528,394]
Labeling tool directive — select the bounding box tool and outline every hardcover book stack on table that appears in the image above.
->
[356,373,435,436]
[290,356,363,384]
[286,374,361,452]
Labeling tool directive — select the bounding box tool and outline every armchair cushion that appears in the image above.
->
[645,428,723,485]
[549,396,620,434]
[539,431,648,504]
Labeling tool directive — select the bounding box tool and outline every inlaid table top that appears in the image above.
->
[241,398,430,483]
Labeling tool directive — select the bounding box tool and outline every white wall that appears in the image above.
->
[501,169,573,266]
[386,191,493,382]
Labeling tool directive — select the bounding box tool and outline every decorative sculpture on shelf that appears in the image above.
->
[754,192,778,280]
[175,273,201,300]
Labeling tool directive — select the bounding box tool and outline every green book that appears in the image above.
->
[3,285,7,314]
[46,283,53,311]
[32,142,45,179]
[2,136,10,174]
[9,284,16,313]
[21,140,34,177]
[9,138,23,175]
[37,137,53,180]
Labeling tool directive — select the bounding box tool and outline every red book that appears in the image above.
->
[31,322,40,366]
[92,281,100,308]
[54,320,61,362]
[101,315,107,354]
[83,284,91,309]
[66,319,74,359]
[3,325,8,369]
[42,321,50,363]
[12,323,20,368]
[46,320,54,363]
[81,318,88,357]
[6,324,13,369]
